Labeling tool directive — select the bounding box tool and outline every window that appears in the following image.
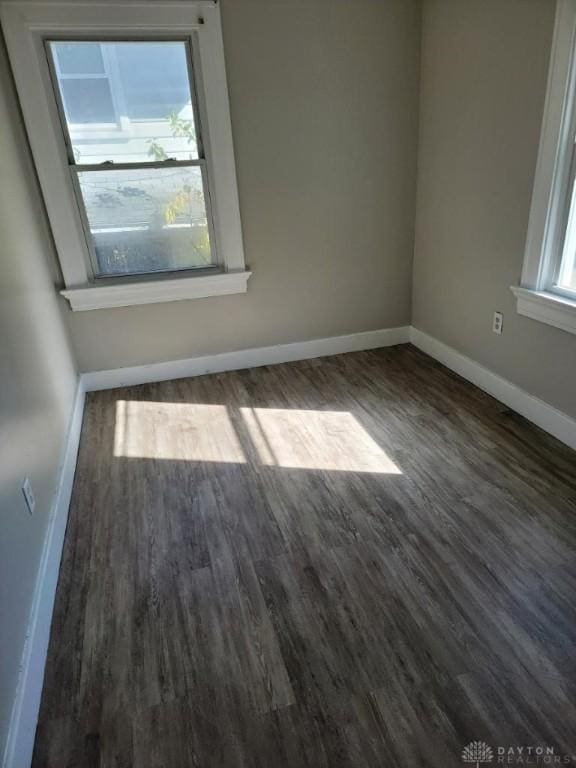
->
[49,40,215,279]
[513,0,576,335]
[1,2,250,310]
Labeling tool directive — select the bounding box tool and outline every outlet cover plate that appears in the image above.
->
[493,311,504,335]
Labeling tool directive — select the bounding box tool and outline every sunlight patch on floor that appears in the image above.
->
[114,400,246,463]
[114,401,401,474]
[240,408,402,474]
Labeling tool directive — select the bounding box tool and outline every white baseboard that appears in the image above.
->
[82,326,412,391]
[410,327,576,451]
[2,382,85,768]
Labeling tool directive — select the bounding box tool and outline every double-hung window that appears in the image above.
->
[513,0,576,335]
[1,1,249,310]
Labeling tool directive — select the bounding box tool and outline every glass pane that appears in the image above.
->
[77,167,213,276]
[49,41,199,163]
[558,254,576,291]
[557,179,576,293]
[55,42,105,75]
[60,79,116,124]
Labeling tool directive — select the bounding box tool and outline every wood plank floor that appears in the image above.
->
[33,345,576,767]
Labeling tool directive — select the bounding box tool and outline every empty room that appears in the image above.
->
[1,0,576,766]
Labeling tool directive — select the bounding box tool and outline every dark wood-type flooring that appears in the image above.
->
[33,345,576,767]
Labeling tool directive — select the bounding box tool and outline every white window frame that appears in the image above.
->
[1,0,250,311]
[512,0,576,335]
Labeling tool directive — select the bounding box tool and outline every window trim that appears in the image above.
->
[513,0,576,334]
[1,1,250,310]
[61,269,252,311]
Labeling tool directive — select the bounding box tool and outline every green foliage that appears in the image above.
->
[167,111,196,144]
[191,230,211,263]
[164,188,191,225]
[163,184,204,226]
[147,139,168,161]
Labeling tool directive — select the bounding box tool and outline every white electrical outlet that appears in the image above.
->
[22,478,36,515]
[492,311,503,335]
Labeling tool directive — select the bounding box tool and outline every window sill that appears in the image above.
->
[510,285,576,335]
[62,270,252,311]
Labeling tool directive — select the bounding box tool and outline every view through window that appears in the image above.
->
[48,40,214,278]
[558,178,576,294]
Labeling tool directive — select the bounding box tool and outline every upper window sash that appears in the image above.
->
[46,38,206,167]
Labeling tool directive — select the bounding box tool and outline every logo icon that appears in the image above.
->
[462,741,494,768]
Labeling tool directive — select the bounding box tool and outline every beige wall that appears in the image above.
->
[0,37,78,757]
[413,0,576,419]
[65,0,421,373]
